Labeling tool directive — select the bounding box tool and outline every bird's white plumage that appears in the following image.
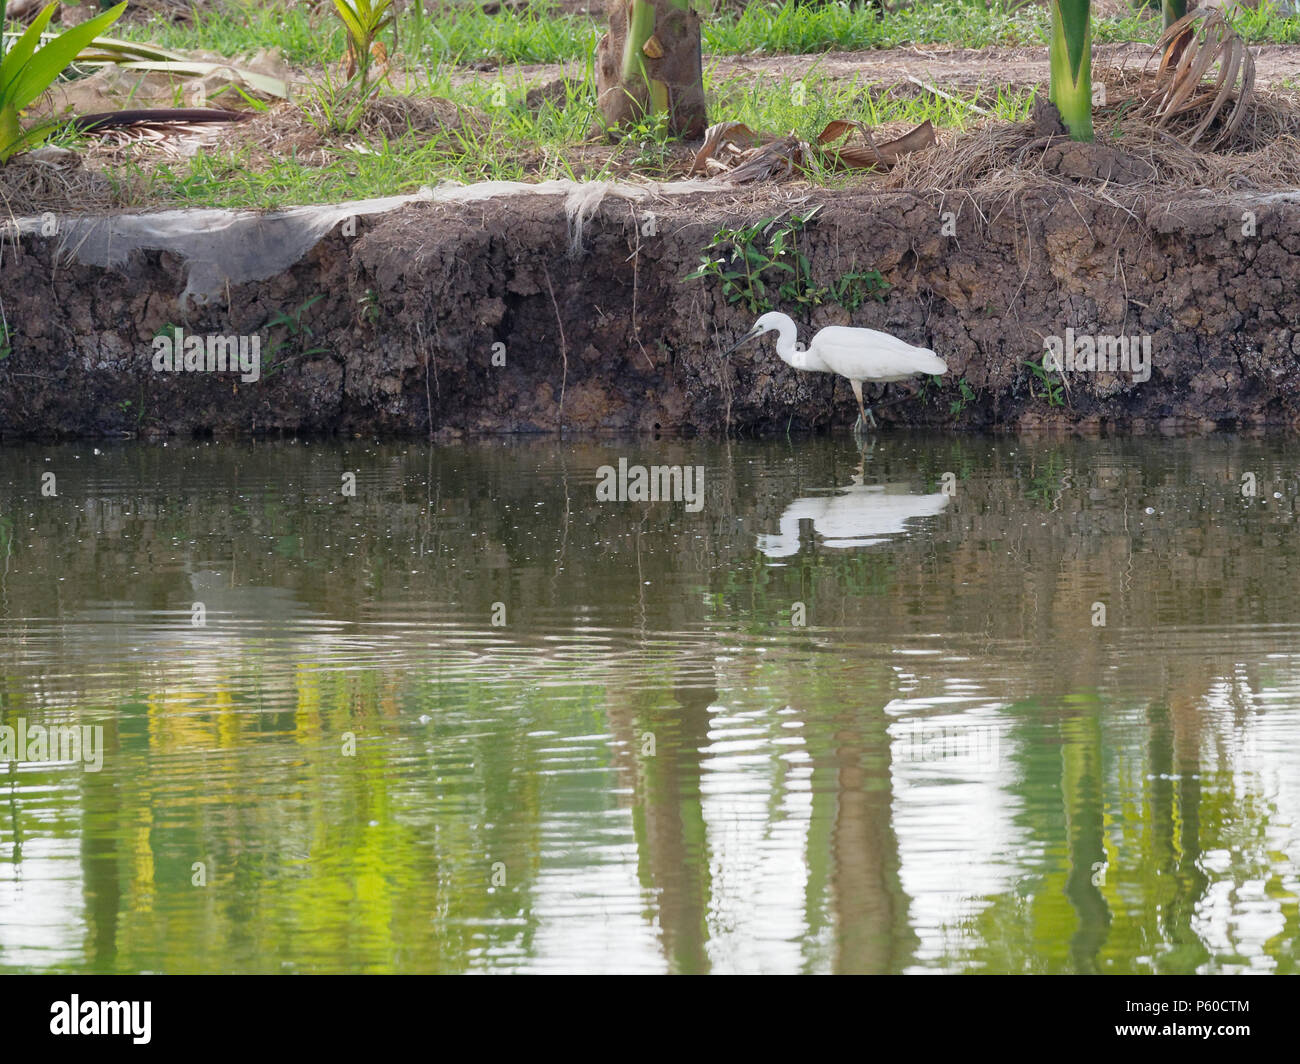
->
[728,311,947,431]
[739,312,946,383]
[809,326,947,382]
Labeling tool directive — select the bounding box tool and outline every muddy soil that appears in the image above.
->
[3,181,1299,439]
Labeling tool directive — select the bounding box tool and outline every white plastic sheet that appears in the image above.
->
[15,179,719,306]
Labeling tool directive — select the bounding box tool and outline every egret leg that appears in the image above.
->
[850,380,877,434]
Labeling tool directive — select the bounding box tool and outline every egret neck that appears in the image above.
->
[768,315,828,372]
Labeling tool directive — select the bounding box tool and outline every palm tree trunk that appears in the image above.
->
[594,0,707,139]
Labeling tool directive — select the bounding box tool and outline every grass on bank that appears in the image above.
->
[102,0,1300,69]
[23,0,1300,209]
[97,67,1034,208]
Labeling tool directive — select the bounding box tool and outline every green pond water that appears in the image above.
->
[0,435,1298,974]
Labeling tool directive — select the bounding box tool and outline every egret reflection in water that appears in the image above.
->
[757,456,949,558]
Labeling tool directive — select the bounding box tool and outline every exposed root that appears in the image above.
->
[564,180,611,257]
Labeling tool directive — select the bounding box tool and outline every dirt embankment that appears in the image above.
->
[2,182,1299,439]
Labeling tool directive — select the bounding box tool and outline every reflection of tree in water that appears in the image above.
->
[80,719,123,971]
[1146,697,1209,972]
[1062,711,1109,973]
[708,653,917,974]
[825,700,916,974]
[1,435,1299,971]
[625,677,714,974]
[940,661,1295,973]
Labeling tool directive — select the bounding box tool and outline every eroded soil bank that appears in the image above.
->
[3,181,1299,439]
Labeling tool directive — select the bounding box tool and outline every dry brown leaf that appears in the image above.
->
[695,117,934,182]
[824,120,936,171]
[875,120,937,163]
[827,144,885,170]
[689,121,762,174]
[342,40,390,83]
[724,136,808,184]
[1138,8,1255,148]
[816,120,862,145]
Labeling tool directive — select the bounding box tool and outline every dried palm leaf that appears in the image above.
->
[3,30,293,98]
[106,60,292,101]
[724,135,809,183]
[71,108,254,133]
[688,121,761,175]
[68,36,190,66]
[690,118,935,183]
[1137,7,1255,148]
[342,39,390,84]
[817,119,936,170]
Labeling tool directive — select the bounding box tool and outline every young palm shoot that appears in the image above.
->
[0,0,127,163]
[595,0,707,138]
[1048,0,1094,141]
[332,0,394,99]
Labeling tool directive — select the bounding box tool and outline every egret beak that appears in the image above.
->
[722,324,763,357]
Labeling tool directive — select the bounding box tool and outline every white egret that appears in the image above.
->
[724,312,947,432]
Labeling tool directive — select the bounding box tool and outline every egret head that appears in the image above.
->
[723,312,787,356]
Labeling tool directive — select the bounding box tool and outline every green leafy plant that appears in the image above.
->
[948,376,976,416]
[918,372,977,416]
[685,208,826,314]
[0,1,127,163]
[266,294,325,338]
[116,384,152,429]
[685,218,772,313]
[1024,357,1065,406]
[262,294,328,378]
[332,0,394,98]
[831,267,890,312]
[621,110,674,172]
[766,214,826,308]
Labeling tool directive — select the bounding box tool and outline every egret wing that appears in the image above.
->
[811,327,946,382]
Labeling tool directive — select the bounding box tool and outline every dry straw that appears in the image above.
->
[0,153,114,217]
[882,64,1300,203]
[884,8,1293,204]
